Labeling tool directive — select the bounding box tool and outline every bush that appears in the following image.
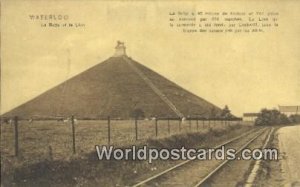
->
[289,114,300,123]
[255,109,291,126]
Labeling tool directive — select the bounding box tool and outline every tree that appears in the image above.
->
[209,107,217,119]
[220,105,232,119]
[289,114,300,124]
[255,109,291,126]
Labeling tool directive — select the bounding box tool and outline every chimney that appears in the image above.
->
[113,41,126,57]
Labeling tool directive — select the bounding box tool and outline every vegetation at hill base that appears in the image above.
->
[255,108,300,126]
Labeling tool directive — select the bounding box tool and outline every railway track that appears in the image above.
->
[199,128,274,187]
[131,127,269,187]
[194,128,272,187]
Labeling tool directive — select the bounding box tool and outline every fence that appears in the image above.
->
[0,116,242,163]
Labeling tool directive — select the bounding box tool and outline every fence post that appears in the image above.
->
[71,115,76,154]
[48,146,53,161]
[14,116,19,157]
[208,119,211,128]
[135,116,138,140]
[189,119,192,131]
[196,119,199,131]
[155,119,158,137]
[107,116,111,145]
[178,118,181,132]
[167,117,170,135]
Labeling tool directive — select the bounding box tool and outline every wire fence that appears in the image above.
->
[0,116,243,163]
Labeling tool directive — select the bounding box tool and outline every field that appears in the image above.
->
[0,119,241,166]
[1,120,252,187]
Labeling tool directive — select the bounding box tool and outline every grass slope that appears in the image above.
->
[3,56,221,119]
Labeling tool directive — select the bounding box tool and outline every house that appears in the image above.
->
[278,105,300,116]
[243,113,259,122]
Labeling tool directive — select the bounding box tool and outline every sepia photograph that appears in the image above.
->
[1,0,299,186]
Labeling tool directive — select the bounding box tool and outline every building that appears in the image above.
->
[243,113,259,122]
[279,105,300,116]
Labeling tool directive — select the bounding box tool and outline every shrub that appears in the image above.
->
[255,109,291,126]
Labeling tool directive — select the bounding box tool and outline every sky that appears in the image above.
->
[1,0,299,116]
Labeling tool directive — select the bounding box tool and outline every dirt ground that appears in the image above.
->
[255,125,300,187]
[278,125,300,186]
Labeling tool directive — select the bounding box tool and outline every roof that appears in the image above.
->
[243,113,259,117]
[279,106,300,113]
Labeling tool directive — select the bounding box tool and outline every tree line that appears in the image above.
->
[255,108,300,126]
